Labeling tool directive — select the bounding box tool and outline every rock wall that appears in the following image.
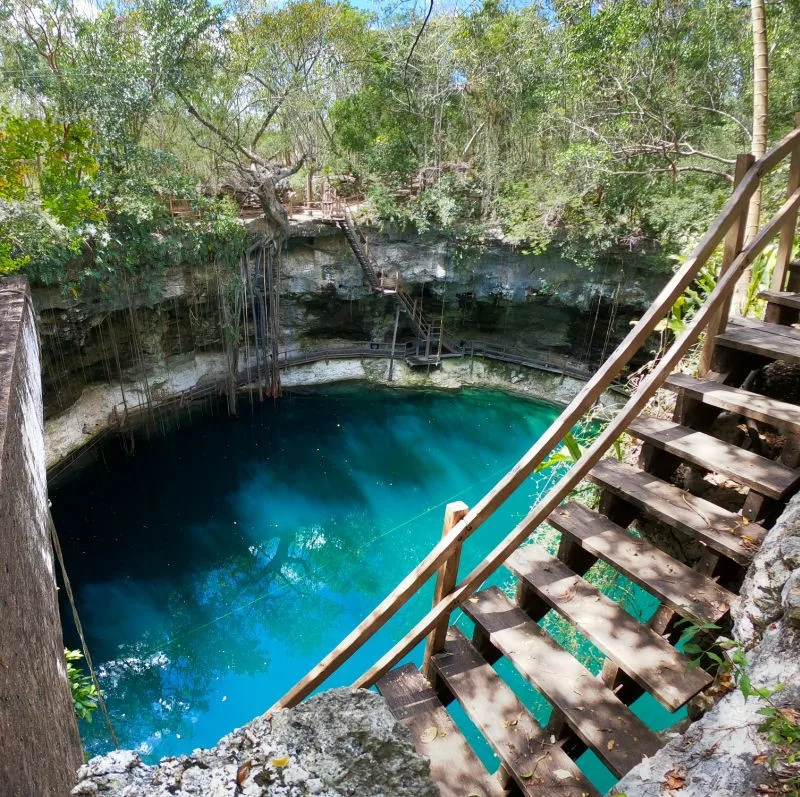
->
[0,277,83,796]
[37,224,661,470]
[610,492,800,797]
[35,224,665,418]
[71,688,438,797]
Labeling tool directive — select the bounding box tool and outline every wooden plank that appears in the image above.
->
[628,416,799,499]
[664,373,800,433]
[770,117,800,293]
[432,628,598,796]
[588,459,765,565]
[728,315,800,340]
[699,153,753,376]
[759,290,800,310]
[548,502,734,623]
[422,502,469,679]
[376,664,503,797]
[504,543,711,711]
[463,587,662,778]
[715,324,800,366]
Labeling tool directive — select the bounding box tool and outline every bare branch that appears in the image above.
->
[607,166,733,183]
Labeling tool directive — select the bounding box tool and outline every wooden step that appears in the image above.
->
[463,587,662,778]
[432,627,598,796]
[758,290,800,310]
[628,416,799,500]
[664,373,800,434]
[729,315,800,341]
[376,663,503,797]
[588,459,765,565]
[548,501,734,623]
[715,320,800,365]
[504,543,712,711]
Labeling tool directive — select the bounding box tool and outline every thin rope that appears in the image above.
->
[48,511,119,749]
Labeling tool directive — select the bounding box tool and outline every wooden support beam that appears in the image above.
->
[699,153,754,376]
[422,501,469,680]
[769,112,800,299]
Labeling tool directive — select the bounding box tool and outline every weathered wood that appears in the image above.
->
[699,153,753,376]
[376,664,503,797]
[716,320,800,368]
[588,458,765,565]
[422,501,469,680]
[759,290,800,310]
[665,373,800,433]
[463,587,661,778]
[432,628,598,797]
[548,502,734,623]
[628,416,799,499]
[728,315,800,340]
[770,114,800,296]
[270,167,800,711]
[348,187,800,693]
[505,543,711,711]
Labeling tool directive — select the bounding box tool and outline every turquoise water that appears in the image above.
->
[51,384,681,789]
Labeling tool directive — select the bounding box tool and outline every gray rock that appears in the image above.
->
[782,569,800,624]
[71,689,437,797]
[780,536,800,569]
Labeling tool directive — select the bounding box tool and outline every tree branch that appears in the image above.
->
[176,88,267,168]
[607,165,733,182]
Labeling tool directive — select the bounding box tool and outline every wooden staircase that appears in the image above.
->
[328,206,452,363]
[272,125,800,795]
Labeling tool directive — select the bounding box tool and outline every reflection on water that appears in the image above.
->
[52,386,562,760]
[51,384,681,791]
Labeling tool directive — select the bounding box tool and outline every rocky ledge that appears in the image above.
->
[71,688,438,797]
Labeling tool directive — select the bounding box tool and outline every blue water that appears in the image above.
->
[51,384,682,788]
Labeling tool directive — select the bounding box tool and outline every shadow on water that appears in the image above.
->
[57,383,641,765]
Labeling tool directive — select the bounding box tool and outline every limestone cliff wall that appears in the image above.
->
[34,225,665,421]
[0,277,83,796]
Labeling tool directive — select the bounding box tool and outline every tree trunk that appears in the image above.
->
[737,0,769,313]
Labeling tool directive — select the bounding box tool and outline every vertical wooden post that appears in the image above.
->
[768,113,800,304]
[421,501,469,680]
[698,153,755,376]
[306,169,314,212]
[388,304,400,381]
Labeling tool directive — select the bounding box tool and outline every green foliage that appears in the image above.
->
[65,649,99,723]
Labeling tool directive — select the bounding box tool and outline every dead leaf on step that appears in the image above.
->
[236,761,253,786]
[753,753,769,765]
[420,726,439,743]
[664,768,686,790]
[607,740,615,750]
[271,756,290,768]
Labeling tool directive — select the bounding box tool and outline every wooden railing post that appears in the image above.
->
[421,501,469,680]
[768,112,800,304]
[698,153,755,376]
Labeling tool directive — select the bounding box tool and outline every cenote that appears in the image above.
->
[51,383,682,792]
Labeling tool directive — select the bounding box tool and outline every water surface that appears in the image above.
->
[52,384,679,789]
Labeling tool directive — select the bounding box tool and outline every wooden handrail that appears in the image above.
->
[269,126,800,713]
[355,186,800,689]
